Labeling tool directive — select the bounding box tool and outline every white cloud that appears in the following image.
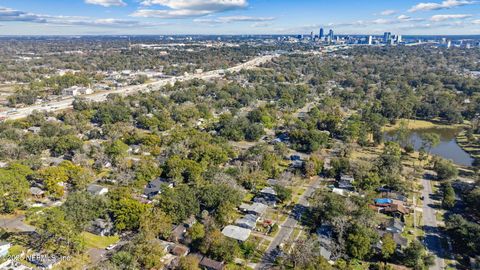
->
[194,15,274,24]
[473,19,480,24]
[409,0,476,12]
[85,0,127,7]
[380,10,396,16]
[251,22,272,28]
[430,14,472,21]
[133,0,248,18]
[0,6,161,28]
[371,18,392,24]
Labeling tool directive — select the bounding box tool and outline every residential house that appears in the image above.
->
[89,218,114,237]
[221,225,251,242]
[27,126,41,134]
[377,230,408,249]
[316,225,334,262]
[235,214,258,230]
[28,256,60,269]
[30,187,45,199]
[0,242,11,257]
[170,224,187,243]
[239,202,268,217]
[374,198,393,207]
[254,187,278,206]
[184,215,197,228]
[267,179,278,186]
[383,203,409,218]
[199,256,225,270]
[144,178,173,199]
[0,260,32,270]
[87,184,109,196]
[171,244,190,257]
[385,218,405,234]
[128,145,142,155]
[338,175,354,190]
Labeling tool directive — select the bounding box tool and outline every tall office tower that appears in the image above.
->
[329,29,334,40]
[383,32,391,43]
[447,40,452,48]
[319,28,324,39]
[310,31,314,40]
[368,35,373,45]
[396,35,402,43]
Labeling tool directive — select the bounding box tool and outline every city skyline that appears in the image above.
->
[0,0,479,35]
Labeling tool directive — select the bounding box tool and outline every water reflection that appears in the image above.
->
[385,128,474,167]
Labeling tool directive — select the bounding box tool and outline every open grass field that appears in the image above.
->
[384,119,465,132]
[81,232,119,249]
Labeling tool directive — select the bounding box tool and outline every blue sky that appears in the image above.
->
[0,0,479,35]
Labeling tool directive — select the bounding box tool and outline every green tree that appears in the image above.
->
[421,133,440,157]
[381,233,396,262]
[34,208,84,255]
[273,185,293,203]
[104,139,129,162]
[178,255,201,270]
[139,208,172,240]
[433,158,458,180]
[441,182,456,209]
[346,224,376,260]
[111,196,149,231]
[0,164,31,213]
[36,166,69,198]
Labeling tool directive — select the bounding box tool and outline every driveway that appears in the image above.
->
[421,171,445,270]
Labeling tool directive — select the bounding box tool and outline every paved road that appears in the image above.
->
[0,55,275,121]
[255,177,321,270]
[421,171,445,270]
[0,215,35,232]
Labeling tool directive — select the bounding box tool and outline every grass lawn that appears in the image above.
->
[243,193,255,203]
[81,232,119,249]
[403,212,424,243]
[383,119,463,132]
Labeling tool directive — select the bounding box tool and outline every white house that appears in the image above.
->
[87,184,109,196]
[0,242,11,257]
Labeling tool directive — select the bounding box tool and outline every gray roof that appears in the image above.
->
[87,184,107,195]
[144,178,171,197]
[235,214,258,230]
[316,225,333,260]
[267,179,278,186]
[30,187,45,196]
[340,175,355,182]
[387,218,404,232]
[239,202,268,215]
[260,187,277,196]
[221,225,251,242]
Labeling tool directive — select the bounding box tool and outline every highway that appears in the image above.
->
[0,54,275,121]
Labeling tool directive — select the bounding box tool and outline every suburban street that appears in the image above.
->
[0,54,275,121]
[422,171,445,270]
[255,176,322,270]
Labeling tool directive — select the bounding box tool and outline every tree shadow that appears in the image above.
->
[421,225,449,260]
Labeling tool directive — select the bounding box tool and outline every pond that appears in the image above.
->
[385,127,474,167]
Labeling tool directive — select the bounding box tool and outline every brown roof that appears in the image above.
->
[171,244,189,257]
[199,257,224,270]
[169,224,187,242]
[384,203,409,215]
